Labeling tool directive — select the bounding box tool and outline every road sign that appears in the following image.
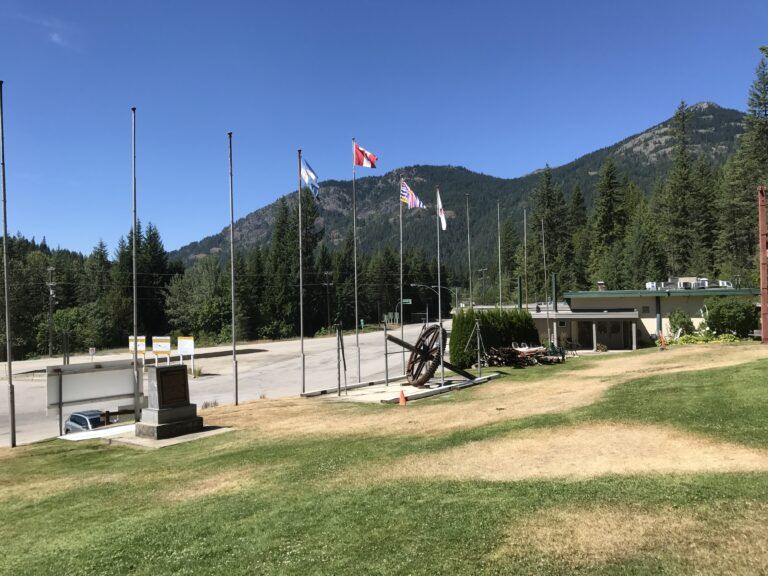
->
[152,336,171,355]
[402,298,412,305]
[128,336,146,353]
[177,336,195,356]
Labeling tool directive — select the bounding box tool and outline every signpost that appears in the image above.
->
[178,336,195,374]
[152,336,171,366]
[402,298,412,305]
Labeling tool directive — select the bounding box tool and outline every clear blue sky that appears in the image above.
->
[1,0,766,255]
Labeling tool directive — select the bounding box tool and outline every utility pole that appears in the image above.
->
[131,107,139,424]
[229,133,238,405]
[47,266,56,357]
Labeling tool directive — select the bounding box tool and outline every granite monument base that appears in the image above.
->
[136,364,203,440]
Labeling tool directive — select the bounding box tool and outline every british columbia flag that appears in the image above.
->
[399,180,425,209]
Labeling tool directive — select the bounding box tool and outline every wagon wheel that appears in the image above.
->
[406,324,447,387]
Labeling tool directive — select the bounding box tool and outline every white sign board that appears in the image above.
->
[178,336,195,356]
[152,336,172,355]
[129,336,146,352]
[47,360,139,410]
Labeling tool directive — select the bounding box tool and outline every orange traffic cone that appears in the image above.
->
[399,390,407,406]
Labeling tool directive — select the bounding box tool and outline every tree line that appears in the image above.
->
[1,52,765,360]
[491,53,768,304]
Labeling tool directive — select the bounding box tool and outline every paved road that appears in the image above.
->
[0,322,447,446]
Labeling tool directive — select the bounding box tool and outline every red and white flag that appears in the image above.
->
[353,142,378,168]
[437,188,447,231]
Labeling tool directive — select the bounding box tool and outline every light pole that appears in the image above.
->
[477,268,488,306]
[322,271,333,332]
[430,285,458,312]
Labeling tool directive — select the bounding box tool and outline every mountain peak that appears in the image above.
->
[688,101,721,112]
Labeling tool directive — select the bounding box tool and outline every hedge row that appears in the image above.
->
[449,308,539,369]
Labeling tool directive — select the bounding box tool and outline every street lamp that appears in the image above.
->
[477,268,488,306]
[430,285,458,311]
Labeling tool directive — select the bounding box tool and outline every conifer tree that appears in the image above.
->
[715,52,768,284]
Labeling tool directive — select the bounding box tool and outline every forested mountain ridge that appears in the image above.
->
[170,102,745,271]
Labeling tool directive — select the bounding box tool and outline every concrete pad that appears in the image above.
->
[321,375,500,404]
[59,423,136,441]
[109,426,233,449]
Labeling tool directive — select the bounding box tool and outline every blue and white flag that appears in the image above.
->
[301,158,320,197]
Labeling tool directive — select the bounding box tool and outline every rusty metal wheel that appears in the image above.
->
[406,324,447,387]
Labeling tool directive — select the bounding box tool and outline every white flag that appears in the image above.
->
[437,188,447,231]
[300,158,319,197]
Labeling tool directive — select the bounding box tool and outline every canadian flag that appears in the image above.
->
[353,142,378,168]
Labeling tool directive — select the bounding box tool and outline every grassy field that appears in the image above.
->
[1,344,767,575]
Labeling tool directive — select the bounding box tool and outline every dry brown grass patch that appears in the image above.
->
[161,468,254,502]
[0,472,126,502]
[357,423,768,483]
[204,344,767,440]
[498,506,701,566]
[497,503,768,574]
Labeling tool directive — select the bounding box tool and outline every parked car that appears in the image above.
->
[64,410,117,434]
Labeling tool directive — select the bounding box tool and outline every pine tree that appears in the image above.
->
[659,101,697,276]
[588,159,626,288]
[715,52,768,284]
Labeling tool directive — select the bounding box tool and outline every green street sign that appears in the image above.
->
[402,298,412,305]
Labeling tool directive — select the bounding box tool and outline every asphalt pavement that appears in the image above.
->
[0,322,445,446]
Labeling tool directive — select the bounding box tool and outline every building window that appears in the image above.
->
[558,321,566,328]
[642,306,650,314]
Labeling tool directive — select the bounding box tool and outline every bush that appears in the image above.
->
[450,308,539,369]
[669,309,695,335]
[704,296,758,338]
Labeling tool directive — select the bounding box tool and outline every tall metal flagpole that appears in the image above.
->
[436,188,445,386]
[497,200,502,308]
[465,193,472,308]
[523,208,528,308]
[298,149,306,394]
[0,81,16,447]
[229,133,238,405]
[542,217,551,344]
[399,179,405,373]
[131,107,139,423]
[351,138,361,382]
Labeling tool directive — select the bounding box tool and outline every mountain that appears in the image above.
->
[169,102,745,270]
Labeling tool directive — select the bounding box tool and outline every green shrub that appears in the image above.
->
[704,296,759,338]
[669,308,695,335]
[715,333,740,343]
[450,308,539,369]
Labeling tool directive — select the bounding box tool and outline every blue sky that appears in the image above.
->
[1,0,767,254]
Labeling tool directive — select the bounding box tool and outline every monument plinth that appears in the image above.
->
[135,365,203,439]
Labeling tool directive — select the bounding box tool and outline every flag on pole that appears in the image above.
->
[400,180,425,209]
[300,158,320,197]
[437,188,447,231]
[353,142,378,168]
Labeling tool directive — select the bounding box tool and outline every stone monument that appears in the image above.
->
[135,365,203,439]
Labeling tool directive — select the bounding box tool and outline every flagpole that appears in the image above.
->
[131,107,140,424]
[436,188,445,386]
[228,132,238,405]
[523,208,528,309]
[0,81,15,448]
[497,200,502,308]
[399,179,405,373]
[351,138,361,383]
[465,193,472,308]
[298,149,306,394]
[542,217,551,344]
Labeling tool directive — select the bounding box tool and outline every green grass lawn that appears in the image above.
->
[2,354,768,575]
